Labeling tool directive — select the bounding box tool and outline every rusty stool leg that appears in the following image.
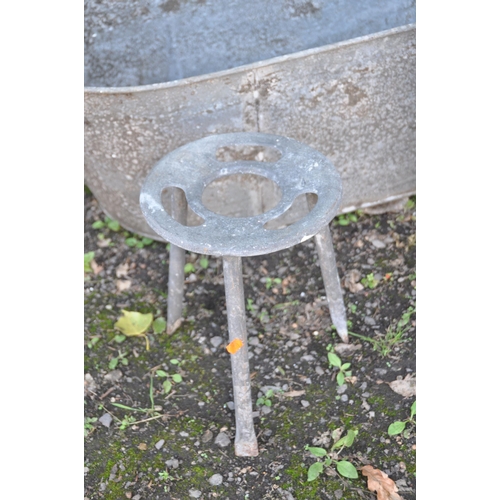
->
[314,226,349,343]
[167,188,187,334]
[222,255,258,457]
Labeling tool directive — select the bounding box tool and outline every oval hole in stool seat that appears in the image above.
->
[161,186,205,226]
[264,193,318,230]
[202,173,282,218]
[215,145,281,163]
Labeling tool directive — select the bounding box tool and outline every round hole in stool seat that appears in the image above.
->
[140,133,342,257]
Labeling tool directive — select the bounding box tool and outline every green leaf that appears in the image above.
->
[184,263,195,274]
[92,220,105,229]
[141,237,154,246]
[135,241,144,248]
[171,374,182,383]
[125,237,138,247]
[328,352,342,368]
[336,371,345,386]
[109,357,118,370]
[264,399,272,407]
[341,363,351,370]
[114,310,153,336]
[84,252,95,273]
[410,401,416,418]
[121,358,128,365]
[113,334,126,344]
[170,359,180,365]
[163,380,172,394]
[199,257,209,269]
[388,421,406,435]
[156,370,168,377]
[344,429,356,447]
[153,317,167,334]
[306,447,327,458]
[336,461,358,479]
[265,389,274,398]
[107,220,120,231]
[111,402,140,411]
[307,462,324,481]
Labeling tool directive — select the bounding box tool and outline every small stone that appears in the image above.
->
[208,473,223,486]
[84,373,97,396]
[315,366,325,375]
[277,488,295,500]
[104,369,123,383]
[261,405,272,415]
[189,489,202,498]
[155,439,165,450]
[364,316,376,326]
[166,459,179,469]
[201,430,213,443]
[336,384,347,394]
[300,400,310,408]
[214,432,231,447]
[99,413,113,428]
[179,431,189,437]
[340,395,348,402]
[301,354,315,362]
[371,239,386,248]
[210,336,223,348]
[226,401,235,410]
[334,489,343,499]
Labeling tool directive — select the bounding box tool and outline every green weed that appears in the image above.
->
[305,428,359,481]
[256,389,275,407]
[388,401,416,438]
[326,345,352,386]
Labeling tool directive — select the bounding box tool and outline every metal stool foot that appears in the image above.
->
[166,187,188,334]
[167,243,185,334]
[223,256,259,457]
[314,226,349,343]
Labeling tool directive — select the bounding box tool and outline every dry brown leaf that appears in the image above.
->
[90,260,103,275]
[360,465,403,500]
[116,279,131,292]
[282,390,305,398]
[343,269,364,293]
[167,317,183,335]
[334,343,362,357]
[116,262,130,278]
[137,443,147,451]
[389,374,416,398]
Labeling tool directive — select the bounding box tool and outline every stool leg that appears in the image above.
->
[222,256,259,457]
[314,226,349,343]
[167,189,187,334]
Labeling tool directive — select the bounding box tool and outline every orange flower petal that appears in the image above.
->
[226,338,244,354]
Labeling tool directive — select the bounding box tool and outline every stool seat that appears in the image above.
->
[140,133,342,256]
[140,132,348,457]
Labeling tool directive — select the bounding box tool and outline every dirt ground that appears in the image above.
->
[84,188,416,500]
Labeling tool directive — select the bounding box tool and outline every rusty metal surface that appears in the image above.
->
[85,0,415,239]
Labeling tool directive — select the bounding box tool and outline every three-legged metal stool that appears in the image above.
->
[140,133,348,456]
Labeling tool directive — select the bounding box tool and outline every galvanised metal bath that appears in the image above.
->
[85,0,415,239]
